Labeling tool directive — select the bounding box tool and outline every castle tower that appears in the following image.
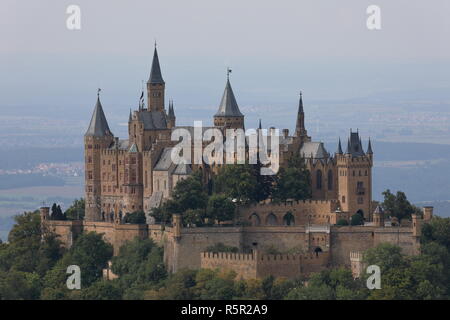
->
[372,205,384,227]
[147,45,165,112]
[84,91,114,222]
[213,72,244,129]
[167,100,176,129]
[336,131,373,220]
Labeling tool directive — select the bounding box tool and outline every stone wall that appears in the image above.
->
[200,251,330,280]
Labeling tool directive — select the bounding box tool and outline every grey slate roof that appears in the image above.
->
[367,138,373,154]
[109,139,129,150]
[85,97,112,137]
[129,143,139,153]
[346,131,365,157]
[336,138,343,154]
[148,47,164,84]
[137,110,168,130]
[173,163,192,175]
[154,147,175,171]
[214,79,244,117]
[300,142,329,159]
[374,205,384,214]
[168,100,175,119]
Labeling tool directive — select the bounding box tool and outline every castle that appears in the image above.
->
[41,46,432,280]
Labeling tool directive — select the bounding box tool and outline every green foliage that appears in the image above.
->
[150,172,208,225]
[48,232,113,288]
[350,214,364,226]
[124,211,146,224]
[170,172,208,213]
[381,189,418,222]
[205,242,238,253]
[336,218,349,226]
[285,268,367,300]
[214,164,260,205]
[206,194,236,223]
[64,198,85,220]
[272,154,311,202]
[79,280,122,300]
[421,217,450,250]
[50,203,65,220]
[111,237,166,288]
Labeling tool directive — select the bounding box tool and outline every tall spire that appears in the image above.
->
[295,91,307,137]
[367,138,373,154]
[129,109,132,122]
[168,100,175,119]
[214,77,243,117]
[85,90,112,137]
[148,45,164,84]
[336,138,343,154]
[258,119,262,130]
[345,138,351,154]
[298,91,304,113]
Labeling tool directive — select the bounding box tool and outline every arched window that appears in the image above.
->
[316,170,323,189]
[249,213,261,226]
[283,212,295,226]
[265,213,278,226]
[327,170,333,190]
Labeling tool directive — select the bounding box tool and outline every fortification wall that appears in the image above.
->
[329,226,418,266]
[200,251,330,279]
[201,252,257,279]
[168,227,243,273]
[44,220,83,247]
[83,221,115,245]
[240,200,339,226]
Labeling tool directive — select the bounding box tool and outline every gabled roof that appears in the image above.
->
[173,163,192,175]
[154,147,175,171]
[85,96,112,137]
[148,47,164,84]
[214,79,243,117]
[137,110,168,130]
[300,142,329,159]
[129,143,139,153]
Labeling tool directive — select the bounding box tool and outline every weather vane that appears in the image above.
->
[97,88,101,97]
[227,67,232,80]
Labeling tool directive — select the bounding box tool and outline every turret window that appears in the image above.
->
[327,170,333,190]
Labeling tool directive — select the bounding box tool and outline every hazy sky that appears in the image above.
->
[1,0,450,130]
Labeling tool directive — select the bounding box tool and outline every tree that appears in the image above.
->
[124,211,146,224]
[336,218,349,226]
[381,189,416,222]
[50,203,65,220]
[272,154,311,202]
[171,172,208,213]
[421,217,450,250]
[206,194,236,223]
[50,232,113,287]
[350,214,364,226]
[213,164,259,205]
[80,280,122,300]
[64,198,85,220]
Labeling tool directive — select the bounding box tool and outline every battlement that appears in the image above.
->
[252,199,338,207]
[200,250,329,279]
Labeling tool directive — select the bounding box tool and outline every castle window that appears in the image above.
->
[88,156,92,163]
[365,170,368,176]
[88,171,93,179]
[327,170,333,190]
[342,196,346,203]
[358,197,363,204]
[359,170,361,176]
[353,171,355,176]
[316,170,323,189]
[266,213,278,226]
